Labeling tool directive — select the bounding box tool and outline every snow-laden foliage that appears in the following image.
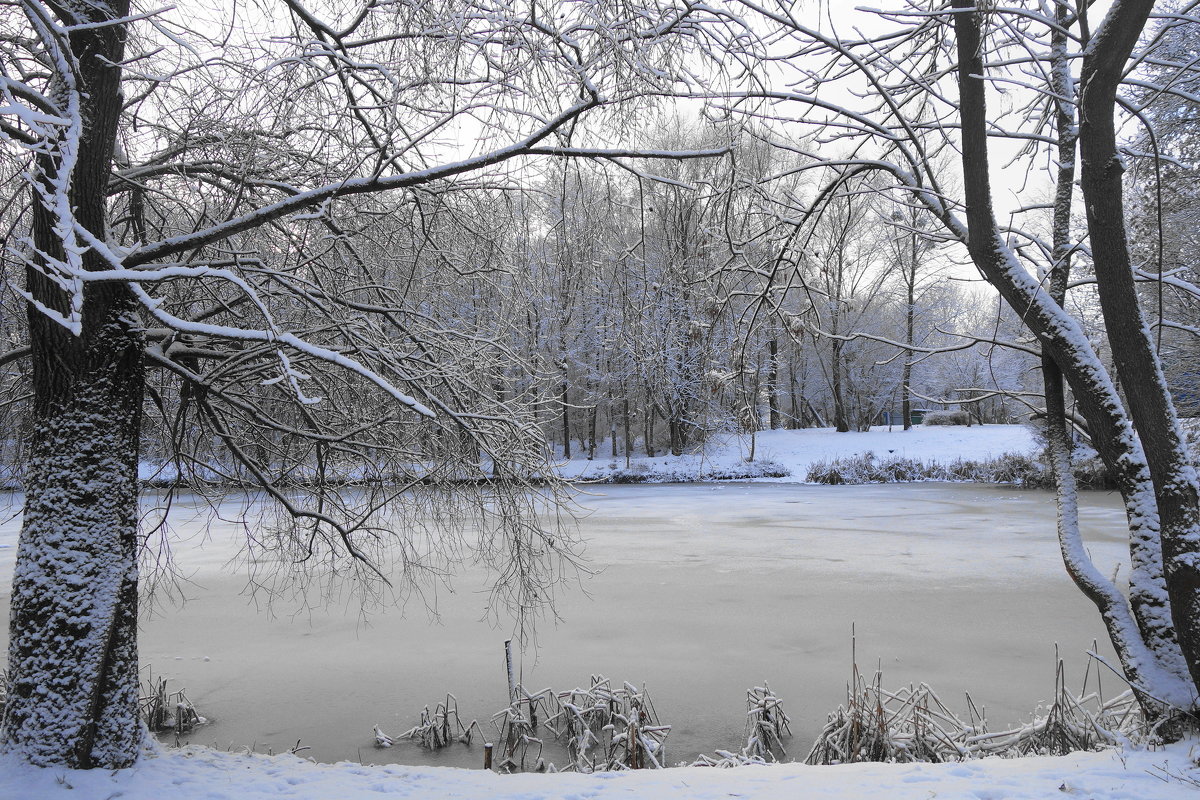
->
[922,411,971,427]
[804,451,1045,487]
[586,458,790,484]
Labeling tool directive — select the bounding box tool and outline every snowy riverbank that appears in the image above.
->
[556,424,1039,483]
[2,739,1197,800]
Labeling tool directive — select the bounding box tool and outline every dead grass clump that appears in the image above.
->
[545,676,671,772]
[805,665,976,765]
[808,646,1155,765]
[695,682,793,767]
[140,675,205,734]
[375,694,481,750]
[963,655,1145,756]
[744,683,791,761]
[492,684,558,772]
[691,749,768,767]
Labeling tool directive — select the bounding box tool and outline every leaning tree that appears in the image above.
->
[0,0,732,768]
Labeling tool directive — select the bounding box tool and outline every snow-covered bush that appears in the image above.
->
[593,459,789,484]
[1021,418,1118,489]
[806,452,949,484]
[705,460,791,481]
[805,453,877,484]
[922,410,971,426]
[806,451,1071,487]
[952,453,1044,485]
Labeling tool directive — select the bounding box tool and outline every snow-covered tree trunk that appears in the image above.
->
[2,0,145,768]
[1076,0,1200,691]
[5,314,144,769]
[950,0,1196,716]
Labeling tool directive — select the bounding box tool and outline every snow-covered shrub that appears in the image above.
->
[704,460,790,481]
[872,456,931,482]
[808,451,1057,487]
[806,453,949,484]
[974,453,1043,485]
[594,459,789,484]
[1068,454,1118,490]
[1021,418,1117,489]
[805,453,877,484]
[940,458,985,482]
[922,410,971,426]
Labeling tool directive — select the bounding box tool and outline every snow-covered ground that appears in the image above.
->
[557,424,1038,482]
[1,740,1197,800]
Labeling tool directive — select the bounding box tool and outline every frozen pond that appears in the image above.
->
[0,483,1130,768]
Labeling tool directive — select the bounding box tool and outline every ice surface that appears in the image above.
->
[0,481,1131,768]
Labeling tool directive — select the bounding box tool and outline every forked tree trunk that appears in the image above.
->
[2,0,146,768]
[1076,0,1200,689]
[950,0,1196,714]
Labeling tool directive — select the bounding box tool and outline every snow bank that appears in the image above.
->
[1,741,1196,800]
[559,424,1038,483]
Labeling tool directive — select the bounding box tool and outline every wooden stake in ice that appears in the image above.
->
[505,640,516,704]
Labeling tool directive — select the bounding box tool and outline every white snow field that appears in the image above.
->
[4,425,1200,798]
[1,739,1197,800]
